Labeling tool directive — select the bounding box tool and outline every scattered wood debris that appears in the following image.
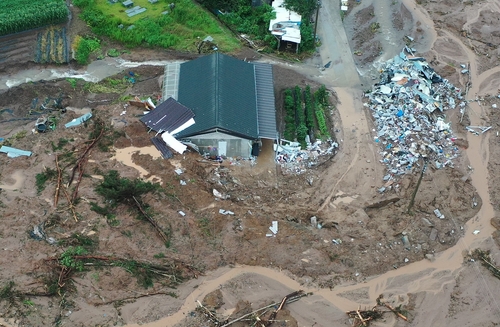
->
[196,290,309,327]
[128,96,155,110]
[347,294,408,326]
[346,307,383,327]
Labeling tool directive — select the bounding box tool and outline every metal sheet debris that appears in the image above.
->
[466,125,491,135]
[0,146,32,158]
[65,113,92,128]
[161,132,187,154]
[434,208,445,219]
[367,48,462,184]
[219,209,234,215]
[268,221,278,236]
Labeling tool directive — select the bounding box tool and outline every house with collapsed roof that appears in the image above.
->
[268,0,302,53]
[142,52,277,158]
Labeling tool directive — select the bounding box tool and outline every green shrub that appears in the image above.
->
[107,48,120,57]
[75,37,101,65]
[95,170,160,206]
[59,246,88,272]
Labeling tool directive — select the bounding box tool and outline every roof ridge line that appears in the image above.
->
[214,52,219,126]
[253,64,260,138]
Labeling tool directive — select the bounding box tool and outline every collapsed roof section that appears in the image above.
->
[140,97,195,134]
[268,0,302,44]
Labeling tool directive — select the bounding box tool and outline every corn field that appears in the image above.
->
[0,0,68,36]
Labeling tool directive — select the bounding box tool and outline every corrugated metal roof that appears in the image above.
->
[176,53,259,140]
[163,62,181,100]
[150,137,173,159]
[140,97,194,133]
[254,62,277,139]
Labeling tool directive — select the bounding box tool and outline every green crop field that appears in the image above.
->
[74,0,240,52]
[0,0,68,36]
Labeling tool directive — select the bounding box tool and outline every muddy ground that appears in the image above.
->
[1,0,500,326]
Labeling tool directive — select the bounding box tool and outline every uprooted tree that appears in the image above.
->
[91,170,172,247]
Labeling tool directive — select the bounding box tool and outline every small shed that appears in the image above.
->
[122,0,134,8]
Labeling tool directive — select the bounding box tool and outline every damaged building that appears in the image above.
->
[268,0,302,53]
[157,52,277,158]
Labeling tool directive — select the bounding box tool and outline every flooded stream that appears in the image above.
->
[0,58,181,91]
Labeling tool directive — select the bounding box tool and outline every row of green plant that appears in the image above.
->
[314,85,330,137]
[282,85,331,147]
[72,0,240,52]
[0,0,68,36]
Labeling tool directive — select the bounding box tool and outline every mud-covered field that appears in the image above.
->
[0,0,500,326]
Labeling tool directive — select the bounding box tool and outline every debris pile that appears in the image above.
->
[366,49,463,183]
[275,139,338,174]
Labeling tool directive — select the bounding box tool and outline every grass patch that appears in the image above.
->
[74,0,240,52]
[84,77,131,94]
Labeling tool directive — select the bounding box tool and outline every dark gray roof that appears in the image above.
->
[150,137,173,159]
[254,62,277,139]
[140,97,194,133]
[176,52,259,139]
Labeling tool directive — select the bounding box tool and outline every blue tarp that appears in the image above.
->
[65,113,92,128]
[0,146,32,158]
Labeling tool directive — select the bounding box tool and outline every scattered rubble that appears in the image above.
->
[366,49,462,184]
[275,139,338,174]
[466,125,491,135]
[266,221,278,237]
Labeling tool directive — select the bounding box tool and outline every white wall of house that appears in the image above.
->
[183,132,253,158]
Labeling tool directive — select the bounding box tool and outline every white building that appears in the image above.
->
[268,0,302,52]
